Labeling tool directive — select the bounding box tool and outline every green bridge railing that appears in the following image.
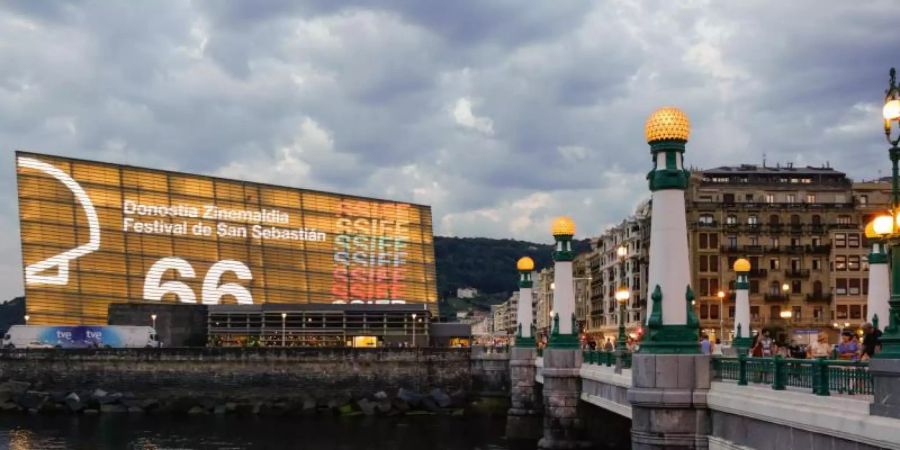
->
[581,350,632,369]
[711,355,873,396]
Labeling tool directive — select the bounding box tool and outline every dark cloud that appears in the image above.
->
[0,0,899,297]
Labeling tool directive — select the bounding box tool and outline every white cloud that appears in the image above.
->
[452,97,494,136]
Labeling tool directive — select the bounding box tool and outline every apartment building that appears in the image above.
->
[585,201,651,342]
[686,164,889,343]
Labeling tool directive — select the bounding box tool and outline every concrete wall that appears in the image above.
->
[0,348,474,402]
[470,348,510,396]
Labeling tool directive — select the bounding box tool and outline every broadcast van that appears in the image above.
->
[2,325,161,349]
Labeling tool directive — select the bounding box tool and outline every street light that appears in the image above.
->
[281,312,287,347]
[151,313,157,329]
[874,68,900,357]
[615,286,630,352]
[616,245,627,259]
[781,283,790,293]
[411,313,417,347]
[717,290,725,342]
[23,315,29,325]
[780,310,792,320]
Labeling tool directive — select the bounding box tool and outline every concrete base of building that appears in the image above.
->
[507,347,543,441]
[628,353,711,450]
[537,348,589,449]
[870,358,900,419]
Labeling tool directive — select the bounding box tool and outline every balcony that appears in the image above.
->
[697,221,719,228]
[764,293,789,302]
[809,224,826,234]
[806,244,830,254]
[805,292,833,303]
[784,269,810,278]
[748,268,768,278]
[789,224,803,235]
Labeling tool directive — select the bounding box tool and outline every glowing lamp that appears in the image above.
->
[873,214,894,236]
[733,258,751,272]
[516,256,535,272]
[885,99,900,122]
[615,286,630,304]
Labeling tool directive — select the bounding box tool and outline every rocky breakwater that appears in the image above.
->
[0,379,510,417]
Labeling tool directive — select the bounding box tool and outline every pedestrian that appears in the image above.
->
[604,338,613,352]
[837,331,860,360]
[861,323,882,360]
[760,331,775,357]
[588,339,597,351]
[807,333,831,358]
[712,338,723,356]
[700,333,712,355]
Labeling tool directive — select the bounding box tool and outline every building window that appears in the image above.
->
[849,278,861,296]
[837,215,852,225]
[699,256,708,272]
[771,237,780,247]
[813,280,823,295]
[769,215,779,225]
[807,194,816,203]
[812,237,821,247]
[836,305,848,319]
[748,215,758,225]
[850,305,863,320]
[770,258,780,270]
[812,259,821,271]
[836,278,847,295]
[812,215,821,225]
[791,280,801,294]
[729,306,735,318]
[751,306,760,320]
[835,233,846,248]
[727,235,737,249]
[848,256,860,271]
[709,233,719,249]
[859,195,868,205]
[848,234,860,248]
[710,304,720,320]
[770,305,781,321]
[835,255,846,271]
[699,214,714,225]
[790,214,800,225]
[863,278,869,295]
[787,194,796,204]
[700,303,709,319]
[769,281,781,296]
[750,280,759,294]
[765,194,775,203]
[813,306,824,320]
[836,194,846,204]
[749,236,759,246]
[699,233,708,249]
[792,306,802,320]
[726,215,737,225]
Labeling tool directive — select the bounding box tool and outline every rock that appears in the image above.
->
[100,404,127,413]
[449,388,467,407]
[337,404,354,416]
[50,391,69,403]
[65,393,83,412]
[421,397,440,413]
[18,391,48,410]
[0,381,30,395]
[225,402,237,413]
[98,392,122,405]
[376,400,391,414]
[188,406,208,415]
[83,409,99,415]
[429,389,452,408]
[301,398,316,414]
[357,399,376,416]
[140,399,159,411]
[397,388,422,407]
[127,406,144,414]
[91,389,108,400]
[391,398,410,413]
[373,391,388,401]
[0,391,11,404]
[214,404,226,415]
[0,401,20,411]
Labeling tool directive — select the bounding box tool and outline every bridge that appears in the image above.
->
[511,349,900,449]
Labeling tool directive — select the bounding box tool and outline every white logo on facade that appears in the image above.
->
[18,156,101,285]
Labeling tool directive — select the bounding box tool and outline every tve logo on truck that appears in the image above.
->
[2,326,160,349]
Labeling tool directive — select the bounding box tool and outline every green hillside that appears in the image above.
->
[433,236,591,299]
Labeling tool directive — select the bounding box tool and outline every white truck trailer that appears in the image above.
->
[2,325,161,349]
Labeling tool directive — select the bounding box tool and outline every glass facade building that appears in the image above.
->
[15,151,437,325]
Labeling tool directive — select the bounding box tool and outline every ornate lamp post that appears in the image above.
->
[281,312,287,347]
[732,258,752,353]
[717,290,725,342]
[411,313,417,348]
[151,313,157,330]
[515,256,536,347]
[870,68,900,359]
[615,286,630,352]
[548,216,579,348]
[865,221,890,329]
[641,106,700,354]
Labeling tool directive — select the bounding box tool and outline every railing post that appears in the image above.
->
[738,353,748,386]
[814,358,830,396]
[772,355,786,390]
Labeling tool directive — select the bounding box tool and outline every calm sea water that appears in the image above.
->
[0,415,517,450]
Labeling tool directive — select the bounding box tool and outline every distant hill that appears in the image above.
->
[434,236,591,299]
[0,297,25,335]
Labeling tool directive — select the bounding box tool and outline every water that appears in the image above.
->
[0,415,516,450]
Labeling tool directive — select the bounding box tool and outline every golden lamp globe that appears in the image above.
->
[517,256,535,272]
[645,107,691,143]
[551,216,576,236]
[733,258,751,272]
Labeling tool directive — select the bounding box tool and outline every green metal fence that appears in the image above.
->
[711,355,873,396]
[581,350,632,369]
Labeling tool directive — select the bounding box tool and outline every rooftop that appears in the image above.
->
[700,163,845,177]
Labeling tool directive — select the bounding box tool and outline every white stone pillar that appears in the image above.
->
[868,242,890,328]
[552,261,574,335]
[647,189,691,326]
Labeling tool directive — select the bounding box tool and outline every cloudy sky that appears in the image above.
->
[1,1,899,297]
